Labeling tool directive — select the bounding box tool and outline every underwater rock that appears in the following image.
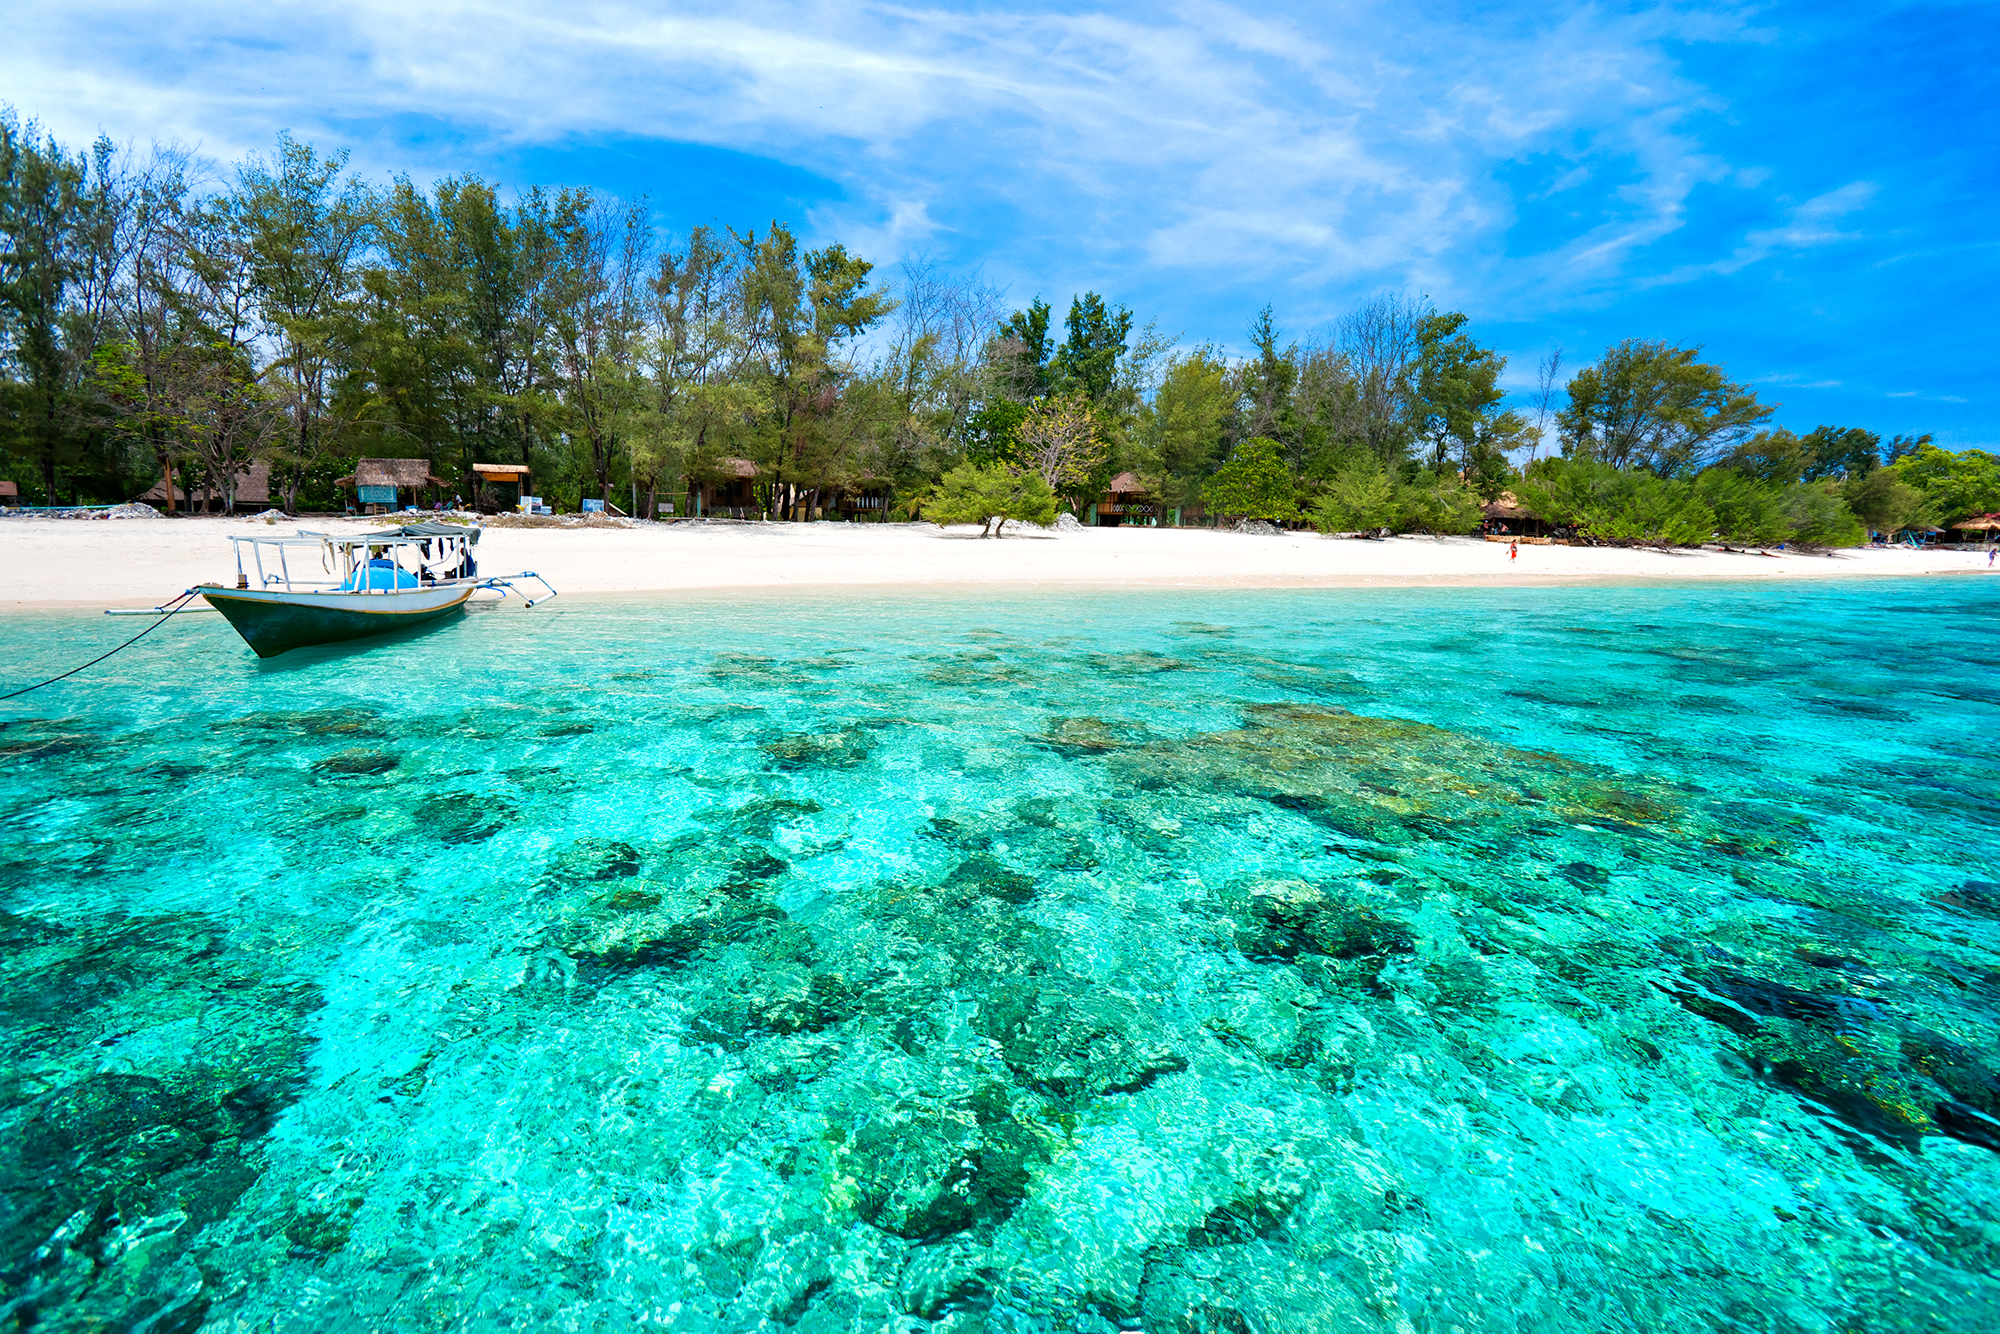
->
[762,727,874,770]
[920,652,1028,687]
[1664,967,2000,1152]
[0,911,321,1326]
[1083,650,1186,676]
[981,989,1185,1099]
[1028,716,1145,757]
[537,721,595,737]
[212,707,384,740]
[1938,880,2000,920]
[898,1237,994,1318]
[1233,880,1415,965]
[940,856,1037,906]
[537,836,642,887]
[413,789,517,844]
[1111,702,1695,847]
[310,748,399,776]
[704,797,824,840]
[688,958,856,1048]
[842,1085,1046,1242]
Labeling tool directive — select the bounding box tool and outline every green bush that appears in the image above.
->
[1693,469,1789,545]
[924,462,1057,537]
[1203,437,1299,523]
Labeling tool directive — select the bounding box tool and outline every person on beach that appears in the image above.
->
[1509,539,1518,562]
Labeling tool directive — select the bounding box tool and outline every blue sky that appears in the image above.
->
[9,1,1996,444]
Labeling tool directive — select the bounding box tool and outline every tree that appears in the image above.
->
[1887,443,2000,524]
[1203,436,1298,523]
[0,113,127,504]
[547,194,647,505]
[1842,466,1925,537]
[924,461,1055,536]
[1307,457,1397,533]
[1559,340,1771,475]
[1150,347,1233,502]
[1408,308,1526,497]
[1693,468,1789,545]
[1012,391,1103,498]
[1516,457,1714,546]
[231,134,375,512]
[1050,292,1130,404]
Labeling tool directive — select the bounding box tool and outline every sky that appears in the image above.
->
[7,1,1997,444]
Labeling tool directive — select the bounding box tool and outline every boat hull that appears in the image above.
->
[200,584,477,658]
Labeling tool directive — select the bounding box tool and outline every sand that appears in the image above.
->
[1,513,1992,609]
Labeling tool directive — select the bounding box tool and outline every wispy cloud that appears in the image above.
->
[3,1,1775,308]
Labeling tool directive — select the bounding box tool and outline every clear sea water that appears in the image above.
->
[2,579,1998,1333]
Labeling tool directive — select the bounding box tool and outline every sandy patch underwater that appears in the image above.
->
[2,581,1998,1332]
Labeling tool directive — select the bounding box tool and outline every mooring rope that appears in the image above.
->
[0,589,201,702]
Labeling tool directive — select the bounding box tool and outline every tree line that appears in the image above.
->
[3,109,1994,544]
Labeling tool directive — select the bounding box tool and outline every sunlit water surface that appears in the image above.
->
[3,581,1998,1333]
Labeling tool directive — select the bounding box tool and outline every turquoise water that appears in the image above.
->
[3,580,1999,1333]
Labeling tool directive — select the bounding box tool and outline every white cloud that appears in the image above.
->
[0,1,1792,312]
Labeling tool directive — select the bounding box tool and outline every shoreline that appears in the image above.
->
[2,514,1993,610]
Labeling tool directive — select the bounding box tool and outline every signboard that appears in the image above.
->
[581,499,605,513]
[358,485,397,504]
[518,496,541,513]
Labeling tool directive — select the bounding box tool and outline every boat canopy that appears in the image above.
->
[350,522,482,545]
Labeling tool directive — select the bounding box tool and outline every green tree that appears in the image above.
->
[231,134,376,511]
[1782,481,1866,548]
[1516,456,1714,546]
[1560,340,1772,476]
[1150,347,1233,504]
[1409,309,1526,495]
[1887,443,2000,523]
[1203,436,1298,523]
[1841,466,1926,537]
[1050,292,1130,404]
[924,461,1056,536]
[1693,468,1789,545]
[1307,456,1397,533]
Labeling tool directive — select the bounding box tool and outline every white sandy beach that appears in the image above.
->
[1,514,1993,609]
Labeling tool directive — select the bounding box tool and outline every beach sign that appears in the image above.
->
[358,485,397,505]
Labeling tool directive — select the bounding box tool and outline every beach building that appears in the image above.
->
[688,459,761,518]
[338,459,449,513]
[138,459,272,514]
[0,480,17,507]
[1089,472,1163,526]
[1481,491,1551,540]
[470,463,533,511]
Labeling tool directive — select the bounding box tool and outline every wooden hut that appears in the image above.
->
[337,459,448,513]
[138,460,272,513]
[470,463,533,511]
[0,480,18,508]
[1092,471,1162,526]
[688,458,760,518]
[1481,491,1549,539]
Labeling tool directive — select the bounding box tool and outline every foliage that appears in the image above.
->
[924,461,1056,536]
[1718,425,1887,484]
[1409,309,1527,495]
[1841,466,1928,536]
[1692,468,1790,545]
[1782,481,1866,549]
[1148,349,1232,505]
[1307,457,1398,533]
[1516,457,1715,546]
[1011,391,1102,496]
[1559,340,1772,476]
[1887,443,2000,523]
[1203,436,1298,523]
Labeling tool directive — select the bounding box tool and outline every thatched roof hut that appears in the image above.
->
[1481,491,1539,522]
[1107,471,1149,495]
[339,458,448,490]
[0,480,18,504]
[139,459,271,509]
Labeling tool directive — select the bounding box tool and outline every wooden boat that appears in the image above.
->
[197,523,556,657]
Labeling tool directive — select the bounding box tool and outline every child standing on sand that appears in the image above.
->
[1509,539,1518,562]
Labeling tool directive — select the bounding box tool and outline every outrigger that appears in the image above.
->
[193,522,557,658]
